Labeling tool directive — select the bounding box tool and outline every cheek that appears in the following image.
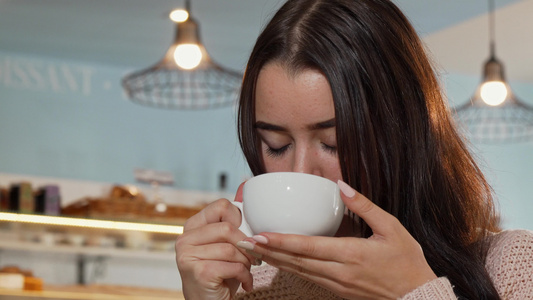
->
[321,157,343,183]
[313,148,342,182]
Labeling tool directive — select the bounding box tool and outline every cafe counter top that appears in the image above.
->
[0,284,184,300]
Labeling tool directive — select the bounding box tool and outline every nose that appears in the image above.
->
[291,144,320,176]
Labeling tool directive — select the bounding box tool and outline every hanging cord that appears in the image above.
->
[488,0,496,58]
[185,0,191,14]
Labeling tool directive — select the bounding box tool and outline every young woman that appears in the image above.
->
[175,0,533,298]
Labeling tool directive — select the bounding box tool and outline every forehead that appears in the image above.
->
[255,63,335,124]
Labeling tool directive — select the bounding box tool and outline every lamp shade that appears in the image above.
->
[453,0,533,143]
[122,4,242,110]
[454,58,533,143]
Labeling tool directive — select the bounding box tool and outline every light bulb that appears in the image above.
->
[173,44,202,70]
[169,9,189,23]
[480,81,508,106]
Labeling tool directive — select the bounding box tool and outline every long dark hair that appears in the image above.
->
[238,0,501,298]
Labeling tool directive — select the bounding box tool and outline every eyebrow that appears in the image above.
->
[254,118,336,131]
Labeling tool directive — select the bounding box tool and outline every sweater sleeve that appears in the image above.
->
[485,229,533,299]
[399,277,456,300]
[401,229,533,300]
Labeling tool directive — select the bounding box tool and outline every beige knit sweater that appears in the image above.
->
[234,230,533,299]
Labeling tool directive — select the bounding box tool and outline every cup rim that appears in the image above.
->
[246,172,337,185]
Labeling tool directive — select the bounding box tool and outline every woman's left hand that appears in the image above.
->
[242,181,437,299]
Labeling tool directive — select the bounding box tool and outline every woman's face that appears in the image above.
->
[254,63,342,183]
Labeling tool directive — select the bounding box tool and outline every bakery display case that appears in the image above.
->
[0,211,186,298]
[0,179,216,299]
[0,212,182,261]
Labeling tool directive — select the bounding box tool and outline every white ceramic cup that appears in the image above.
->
[233,172,344,237]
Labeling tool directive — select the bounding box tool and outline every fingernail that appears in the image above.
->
[246,249,263,260]
[337,180,356,198]
[237,240,254,251]
[252,235,269,244]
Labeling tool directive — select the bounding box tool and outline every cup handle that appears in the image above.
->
[231,201,253,237]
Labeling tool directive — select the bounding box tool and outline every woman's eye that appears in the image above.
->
[321,143,337,154]
[266,144,291,157]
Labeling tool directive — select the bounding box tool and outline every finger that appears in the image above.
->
[250,234,349,262]
[251,238,347,278]
[184,198,242,231]
[179,242,253,269]
[233,181,246,203]
[337,180,401,236]
[177,222,257,264]
[180,222,242,245]
[178,222,249,253]
[265,256,349,296]
[194,260,254,293]
[249,238,358,294]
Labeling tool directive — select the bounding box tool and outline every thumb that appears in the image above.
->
[337,180,396,236]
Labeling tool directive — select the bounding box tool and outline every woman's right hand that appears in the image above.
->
[175,183,256,300]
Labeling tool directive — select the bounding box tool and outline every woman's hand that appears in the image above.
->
[175,183,256,300]
[242,180,437,299]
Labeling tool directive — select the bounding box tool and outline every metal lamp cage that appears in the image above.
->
[454,93,533,143]
[122,1,243,110]
[453,0,533,143]
[122,59,242,110]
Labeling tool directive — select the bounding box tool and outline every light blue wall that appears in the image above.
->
[0,52,249,192]
[1,51,532,230]
[444,73,533,230]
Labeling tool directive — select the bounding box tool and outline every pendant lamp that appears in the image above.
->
[453,0,533,143]
[122,0,242,110]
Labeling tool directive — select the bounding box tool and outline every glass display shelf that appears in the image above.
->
[0,212,181,285]
[0,238,174,261]
[0,211,182,260]
[0,212,184,235]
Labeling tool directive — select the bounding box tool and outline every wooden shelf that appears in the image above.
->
[0,285,184,300]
